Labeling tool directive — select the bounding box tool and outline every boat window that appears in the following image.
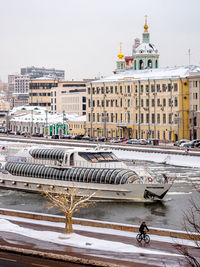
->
[78,152,119,162]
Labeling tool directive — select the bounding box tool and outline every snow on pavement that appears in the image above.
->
[0,218,182,257]
[0,214,196,248]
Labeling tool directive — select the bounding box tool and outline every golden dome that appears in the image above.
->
[117,42,124,60]
[144,15,148,33]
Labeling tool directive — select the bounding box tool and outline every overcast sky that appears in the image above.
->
[0,0,200,82]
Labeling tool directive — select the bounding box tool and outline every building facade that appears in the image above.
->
[21,66,65,81]
[51,81,86,115]
[86,66,200,142]
[29,79,58,110]
[9,106,85,136]
[188,73,200,139]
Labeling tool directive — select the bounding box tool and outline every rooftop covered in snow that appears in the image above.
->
[92,65,200,84]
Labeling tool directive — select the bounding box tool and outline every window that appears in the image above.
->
[193,81,198,87]
[174,97,178,107]
[120,86,122,94]
[152,99,155,107]
[92,100,95,107]
[141,113,144,123]
[168,83,172,92]
[110,86,113,93]
[157,98,160,106]
[193,93,198,99]
[127,112,130,123]
[97,100,100,107]
[106,87,109,93]
[157,113,160,123]
[120,98,122,107]
[157,84,161,92]
[115,86,118,94]
[163,98,166,107]
[141,99,144,107]
[92,87,95,94]
[97,113,100,122]
[101,87,104,94]
[101,100,104,107]
[127,85,130,93]
[168,98,172,107]
[115,100,118,107]
[169,113,172,124]
[111,100,113,107]
[146,99,149,107]
[128,99,130,107]
[88,113,91,122]
[120,113,123,123]
[135,85,138,93]
[162,84,166,92]
[136,113,138,123]
[151,85,155,92]
[88,99,90,107]
[106,100,109,107]
[174,83,178,91]
[111,113,114,122]
[146,113,149,123]
[140,85,143,94]
[157,130,160,139]
[146,85,149,93]
[115,113,118,122]
[163,114,166,123]
[152,113,155,123]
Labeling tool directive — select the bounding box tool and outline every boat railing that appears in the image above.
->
[25,158,125,170]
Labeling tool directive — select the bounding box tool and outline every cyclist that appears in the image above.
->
[139,221,149,239]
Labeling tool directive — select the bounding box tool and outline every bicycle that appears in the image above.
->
[136,231,150,244]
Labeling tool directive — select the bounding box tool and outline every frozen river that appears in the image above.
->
[0,141,199,230]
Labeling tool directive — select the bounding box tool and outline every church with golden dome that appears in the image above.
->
[116,16,159,73]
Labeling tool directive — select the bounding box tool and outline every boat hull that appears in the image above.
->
[0,173,172,201]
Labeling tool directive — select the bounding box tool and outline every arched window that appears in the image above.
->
[139,60,143,70]
[147,59,152,68]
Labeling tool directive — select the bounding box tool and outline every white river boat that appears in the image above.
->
[0,146,174,201]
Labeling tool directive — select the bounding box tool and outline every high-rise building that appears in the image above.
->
[21,66,65,81]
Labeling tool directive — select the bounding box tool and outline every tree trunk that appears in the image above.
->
[64,213,74,234]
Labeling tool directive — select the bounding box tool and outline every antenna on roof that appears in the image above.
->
[187,48,191,65]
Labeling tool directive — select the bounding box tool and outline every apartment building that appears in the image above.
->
[189,72,200,139]
[51,81,87,116]
[29,79,58,110]
[86,66,200,141]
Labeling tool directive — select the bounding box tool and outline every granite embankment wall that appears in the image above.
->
[0,208,198,241]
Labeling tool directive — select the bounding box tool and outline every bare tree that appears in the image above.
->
[42,186,96,234]
[174,193,200,267]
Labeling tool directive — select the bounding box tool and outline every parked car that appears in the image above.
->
[138,139,147,145]
[174,139,190,146]
[82,136,90,141]
[16,131,21,135]
[98,136,106,142]
[60,135,72,139]
[74,135,84,140]
[32,133,44,137]
[23,132,30,137]
[126,139,139,144]
[51,135,59,139]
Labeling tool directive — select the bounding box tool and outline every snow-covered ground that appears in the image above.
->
[114,149,200,168]
[0,214,195,258]
[0,214,196,250]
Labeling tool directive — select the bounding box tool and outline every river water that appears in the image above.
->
[0,141,199,230]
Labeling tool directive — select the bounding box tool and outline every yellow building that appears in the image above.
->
[85,66,199,142]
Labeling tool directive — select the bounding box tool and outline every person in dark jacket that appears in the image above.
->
[139,221,149,238]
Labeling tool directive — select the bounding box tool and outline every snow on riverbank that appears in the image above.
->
[0,217,183,257]
[0,214,196,248]
[114,149,200,168]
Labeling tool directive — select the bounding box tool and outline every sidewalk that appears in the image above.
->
[0,212,199,267]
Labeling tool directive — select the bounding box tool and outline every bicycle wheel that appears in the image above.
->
[144,234,150,244]
[136,234,142,242]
